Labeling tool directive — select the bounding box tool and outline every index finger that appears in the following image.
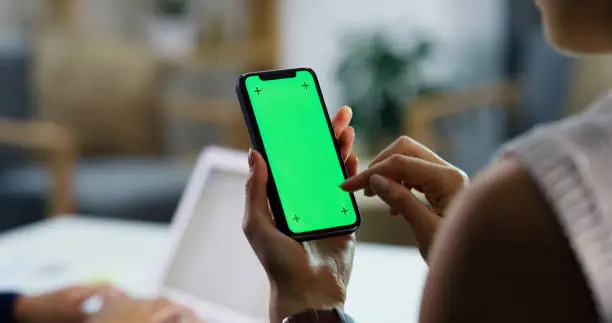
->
[341,155,447,192]
[370,136,448,167]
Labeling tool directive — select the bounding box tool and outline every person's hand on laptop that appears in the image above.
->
[243,106,358,323]
[14,284,123,323]
[86,297,199,323]
[341,136,468,261]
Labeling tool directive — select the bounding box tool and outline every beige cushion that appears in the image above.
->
[34,31,162,156]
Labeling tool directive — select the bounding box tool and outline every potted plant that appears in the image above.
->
[156,0,189,17]
[150,0,195,58]
[337,32,437,153]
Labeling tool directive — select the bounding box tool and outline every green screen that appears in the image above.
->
[245,70,357,234]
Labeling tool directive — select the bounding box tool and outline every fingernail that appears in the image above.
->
[248,149,254,167]
[369,175,389,193]
[364,186,375,196]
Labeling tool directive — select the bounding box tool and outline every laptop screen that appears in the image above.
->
[163,168,269,320]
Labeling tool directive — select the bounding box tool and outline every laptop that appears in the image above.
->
[159,147,269,322]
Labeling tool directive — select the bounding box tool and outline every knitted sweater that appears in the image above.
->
[501,93,612,321]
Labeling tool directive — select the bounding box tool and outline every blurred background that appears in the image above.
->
[0,0,610,245]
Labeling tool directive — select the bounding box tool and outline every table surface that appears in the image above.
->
[0,217,427,322]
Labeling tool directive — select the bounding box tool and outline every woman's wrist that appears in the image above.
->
[270,284,345,323]
[14,295,36,323]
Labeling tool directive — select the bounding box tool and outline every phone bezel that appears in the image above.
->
[235,67,361,241]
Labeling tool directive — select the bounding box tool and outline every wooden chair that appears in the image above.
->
[28,31,194,223]
[0,118,77,216]
[34,31,163,157]
[0,0,278,219]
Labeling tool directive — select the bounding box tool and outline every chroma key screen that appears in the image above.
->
[245,70,357,234]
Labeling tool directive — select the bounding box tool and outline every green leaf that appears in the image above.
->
[335,30,439,145]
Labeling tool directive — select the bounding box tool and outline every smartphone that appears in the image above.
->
[236,68,361,241]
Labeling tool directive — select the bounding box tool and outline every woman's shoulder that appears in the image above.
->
[424,157,599,322]
[497,93,612,321]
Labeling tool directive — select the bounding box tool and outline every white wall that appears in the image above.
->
[280,0,507,110]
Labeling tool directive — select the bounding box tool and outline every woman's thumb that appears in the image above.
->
[246,149,269,208]
[244,149,275,236]
[370,174,440,260]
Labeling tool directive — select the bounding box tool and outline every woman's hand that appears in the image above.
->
[243,106,358,323]
[341,136,468,261]
[86,298,199,323]
[14,285,123,323]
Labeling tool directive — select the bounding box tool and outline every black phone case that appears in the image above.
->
[235,67,361,241]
